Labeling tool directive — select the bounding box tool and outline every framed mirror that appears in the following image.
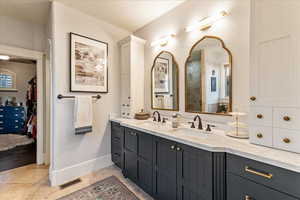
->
[151,51,179,111]
[185,36,232,115]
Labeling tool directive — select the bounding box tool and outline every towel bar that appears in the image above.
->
[57,94,101,100]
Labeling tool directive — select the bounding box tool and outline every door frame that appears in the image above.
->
[0,44,45,165]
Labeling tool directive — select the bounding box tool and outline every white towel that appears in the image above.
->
[74,96,93,134]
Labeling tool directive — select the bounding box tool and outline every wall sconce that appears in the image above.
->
[0,55,10,60]
[150,34,176,47]
[185,10,228,32]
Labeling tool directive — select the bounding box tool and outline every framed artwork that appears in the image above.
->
[70,33,108,93]
[153,57,169,93]
[211,77,217,92]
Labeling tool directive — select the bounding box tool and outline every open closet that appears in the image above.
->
[0,56,37,172]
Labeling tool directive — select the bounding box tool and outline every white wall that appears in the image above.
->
[50,2,130,186]
[0,61,36,109]
[134,0,250,123]
[0,16,46,52]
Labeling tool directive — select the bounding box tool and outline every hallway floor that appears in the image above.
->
[0,164,153,200]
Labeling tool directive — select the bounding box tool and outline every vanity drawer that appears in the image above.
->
[124,128,138,153]
[273,107,300,130]
[273,128,300,153]
[112,137,121,154]
[227,173,298,200]
[111,122,122,139]
[250,106,273,126]
[112,152,121,168]
[249,126,273,147]
[227,154,300,198]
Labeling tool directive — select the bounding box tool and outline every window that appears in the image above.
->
[0,69,17,91]
[0,74,13,88]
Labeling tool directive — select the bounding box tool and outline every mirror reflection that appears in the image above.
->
[151,51,179,111]
[185,36,232,114]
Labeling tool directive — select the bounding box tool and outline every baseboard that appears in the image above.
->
[49,154,113,186]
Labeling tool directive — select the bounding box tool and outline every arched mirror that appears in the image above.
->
[185,36,232,115]
[151,51,179,111]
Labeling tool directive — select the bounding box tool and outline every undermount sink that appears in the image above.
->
[133,120,214,137]
[172,127,212,137]
[135,120,158,127]
[136,120,173,130]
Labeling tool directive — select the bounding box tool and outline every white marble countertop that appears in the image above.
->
[111,117,300,173]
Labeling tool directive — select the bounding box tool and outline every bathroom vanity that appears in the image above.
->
[111,119,300,200]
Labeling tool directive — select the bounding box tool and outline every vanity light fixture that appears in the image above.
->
[185,10,228,32]
[0,55,10,60]
[150,34,176,47]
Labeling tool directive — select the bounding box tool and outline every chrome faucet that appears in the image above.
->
[153,111,161,122]
[193,115,203,130]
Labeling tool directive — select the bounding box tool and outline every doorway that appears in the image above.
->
[0,44,47,171]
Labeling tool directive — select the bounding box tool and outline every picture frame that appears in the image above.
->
[153,57,169,94]
[70,32,108,93]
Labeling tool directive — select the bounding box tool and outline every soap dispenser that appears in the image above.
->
[172,113,181,128]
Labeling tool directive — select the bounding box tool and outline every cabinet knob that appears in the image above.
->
[176,147,181,151]
[170,145,175,150]
[129,132,136,136]
[283,116,291,121]
[245,195,252,200]
[257,133,263,138]
[283,138,291,144]
[256,114,263,119]
[250,96,256,101]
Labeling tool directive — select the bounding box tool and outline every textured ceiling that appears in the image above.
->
[0,0,186,31]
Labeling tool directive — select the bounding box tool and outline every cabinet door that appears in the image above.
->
[124,149,138,183]
[250,0,300,107]
[138,131,153,161]
[124,128,137,153]
[176,144,213,200]
[152,137,177,200]
[111,122,123,168]
[138,158,153,195]
[137,132,153,195]
[227,173,298,200]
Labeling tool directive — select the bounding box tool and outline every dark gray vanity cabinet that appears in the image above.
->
[111,122,123,169]
[176,143,213,200]
[227,154,300,200]
[124,128,138,182]
[152,137,177,200]
[137,131,153,195]
[123,127,153,195]
[227,173,298,200]
[152,136,216,200]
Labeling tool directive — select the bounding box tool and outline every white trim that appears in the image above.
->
[0,44,45,165]
[49,154,113,186]
[118,35,146,46]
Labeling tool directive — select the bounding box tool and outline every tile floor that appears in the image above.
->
[0,164,153,200]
